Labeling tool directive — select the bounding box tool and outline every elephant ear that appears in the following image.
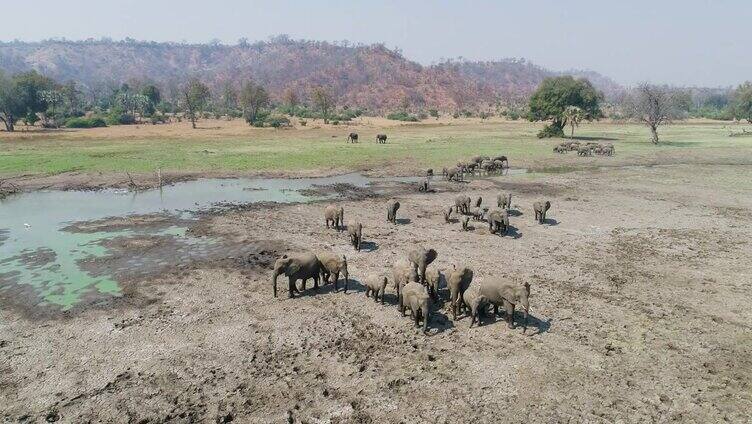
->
[426,249,437,265]
[286,260,302,276]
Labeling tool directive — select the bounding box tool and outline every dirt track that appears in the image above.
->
[2,164,752,423]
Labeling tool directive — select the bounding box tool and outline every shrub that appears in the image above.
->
[386,111,419,122]
[299,120,307,126]
[507,110,521,121]
[331,120,339,125]
[479,111,490,120]
[266,115,291,128]
[65,117,107,128]
[537,124,565,138]
[428,108,439,118]
[418,112,428,120]
[452,112,460,119]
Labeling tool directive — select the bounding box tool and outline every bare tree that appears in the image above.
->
[239,81,270,125]
[282,87,300,114]
[625,83,685,144]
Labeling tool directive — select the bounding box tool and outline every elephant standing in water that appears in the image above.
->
[479,280,530,332]
[271,252,322,298]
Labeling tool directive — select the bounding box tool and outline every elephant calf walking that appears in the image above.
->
[400,282,431,333]
[447,266,473,320]
[348,222,363,251]
[324,204,345,231]
[364,274,388,303]
[533,201,551,224]
[316,251,349,293]
[386,200,400,224]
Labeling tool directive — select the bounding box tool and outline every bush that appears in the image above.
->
[418,112,428,120]
[507,110,521,121]
[452,112,460,119]
[386,111,419,122]
[537,124,565,139]
[266,115,291,128]
[428,108,439,118]
[66,117,107,128]
[299,120,307,126]
[331,120,339,125]
[479,111,490,120]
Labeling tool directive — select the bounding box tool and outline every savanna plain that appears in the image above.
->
[1,118,751,423]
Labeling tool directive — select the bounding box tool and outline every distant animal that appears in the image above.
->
[348,222,363,251]
[407,246,438,285]
[461,216,470,231]
[462,284,489,327]
[392,259,418,298]
[474,196,482,208]
[426,168,434,177]
[417,179,429,192]
[493,155,509,168]
[399,282,431,333]
[447,266,474,320]
[469,206,488,221]
[324,205,345,231]
[364,274,388,304]
[533,201,551,224]
[479,280,530,332]
[271,252,322,298]
[497,193,512,210]
[316,251,349,293]
[454,195,471,214]
[553,145,567,154]
[347,132,358,143]
[487,209,509,235]
[386,200,400,224]
[376,134,387,143]
[577,146,592,156]
[445,167,462,181]
[442,205,453,223]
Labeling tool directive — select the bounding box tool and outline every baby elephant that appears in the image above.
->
[461,216,470,231]
[400,282,431,333]
[386,200,400,224]
[425,268,445,300]
[442,205,453,223]
[324,204,344,231]
[364,274,388,304]
[376,133,387,143]
[392,259,418,298]
[454,195,471,214]
[316,251,349,293]
[348,222,363,251]
[447,266,473,320]
[533,201,551,224]
[462,284,489,327]
[487,209,509,235]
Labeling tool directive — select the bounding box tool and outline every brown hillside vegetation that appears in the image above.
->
[0,38,622,111]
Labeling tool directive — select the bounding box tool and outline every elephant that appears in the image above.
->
[470,155,483,164]
[364,274,388,304]
[553,145,567,154]
[348,222,362,251]
[442,205,453,223]
[324,204,344,231]
[272,252,322,298]
[316,251,349,293]
[386,200,400,224]
[399,282,431,333]
[447,266,474,320]
[533,201,551,224]
[426,168,434,177]
[487,209,509,235]
[425,268,445,300]
[445,167,462,182]
[474,196,482,208]
[376,134,387,143]
[497,193,512,210]
[577,146,592,156]
[493,155,509,168]
[347,132,358,143]
[461,216,470,231]
[454,195,471,214]
[480,160,494,175]
[602,145,614,156]
[417,179,429,192]
[407,246,438,285]
[470,206,488,221]
[392,259,418,299]
[479,280,530,332]
[462,284,489,327]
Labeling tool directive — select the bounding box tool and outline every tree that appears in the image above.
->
[563,105,585,137]
[731,82,752,123]
[220,82,238,118]
[0,70,55,131]
[624,83,685,144]
[282,87,300,115]
[529,76,603,137]
[141,85,161,107]
[239,81,269,125]
[181,79,211,129]
[310,85,335,123]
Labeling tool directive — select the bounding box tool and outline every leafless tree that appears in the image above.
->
[311,85,335,123]
[625,83,685,144]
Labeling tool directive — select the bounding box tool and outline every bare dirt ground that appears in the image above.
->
[2,163,752,423]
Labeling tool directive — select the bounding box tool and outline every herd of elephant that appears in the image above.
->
[270,180,547,333]
[553,140,615,156]
[440,154,509,182]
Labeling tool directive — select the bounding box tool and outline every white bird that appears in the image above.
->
[24,223,30,228]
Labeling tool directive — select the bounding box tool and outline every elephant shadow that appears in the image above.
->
[524,314,552,336]
[395,218,412,225]
[508,209,522,217]
[543,218,559,226]
[359,241,379,252]
[301,277,366,296]
[480,309,551,335]
[503,225,522,239]
[428,310,454,335]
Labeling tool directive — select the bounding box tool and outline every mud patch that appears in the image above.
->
[62,213,191,234]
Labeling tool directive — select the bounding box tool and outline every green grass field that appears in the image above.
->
[0,119,749,177]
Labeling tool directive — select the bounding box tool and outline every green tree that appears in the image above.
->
[563,105,585,137]
[181,79,211,129]
[239,81,270,125]
[732,82,752,123]
[0,70,56,131]
[311,85,335,123]
[529,76,603,137]
[0,72,23,131]
[141,85,162,107]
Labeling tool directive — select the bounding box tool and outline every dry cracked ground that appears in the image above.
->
[1,163,751,423]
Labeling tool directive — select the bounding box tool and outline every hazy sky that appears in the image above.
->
[1,0,750,87]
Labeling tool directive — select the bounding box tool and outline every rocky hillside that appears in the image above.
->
[0,38,622,111]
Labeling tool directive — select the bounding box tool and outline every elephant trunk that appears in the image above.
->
[272,269,281,298]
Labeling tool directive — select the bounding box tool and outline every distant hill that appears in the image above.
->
[0,38,623,112]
